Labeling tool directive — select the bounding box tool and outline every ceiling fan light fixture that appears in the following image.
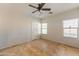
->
[49,11,53,14]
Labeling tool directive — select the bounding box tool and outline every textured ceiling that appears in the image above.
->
[0,3,79,18]
[26,3,79,18]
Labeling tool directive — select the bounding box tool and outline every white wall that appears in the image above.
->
[42,8,79,48]
[0,4,40,49]
[32,18,41,40]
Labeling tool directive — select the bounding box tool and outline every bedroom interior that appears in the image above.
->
[0,3,79,56]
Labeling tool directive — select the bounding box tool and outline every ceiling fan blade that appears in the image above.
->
[42,8,51,11]
[38,3,45,10]
[40,3,45,7]
[29,4,38,9]
[32,10,38,13]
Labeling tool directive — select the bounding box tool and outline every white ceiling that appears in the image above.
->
[46,3,79,15]
[25,3,79,18]
[0,3,79,18]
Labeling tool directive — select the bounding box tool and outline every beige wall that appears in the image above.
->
[42,8,79,48]
[32,18,41,40]
[0,4,40,49]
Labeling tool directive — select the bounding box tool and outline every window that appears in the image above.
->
[41,23,47,34]
[63,19,78,38]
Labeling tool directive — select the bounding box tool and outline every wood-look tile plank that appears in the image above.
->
[0,39,79,56]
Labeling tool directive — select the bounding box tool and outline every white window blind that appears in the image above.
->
[41,23,47,34]
[63,19,78,38]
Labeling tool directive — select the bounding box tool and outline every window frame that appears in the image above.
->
[63,19,78,38]
[41,23,48,34]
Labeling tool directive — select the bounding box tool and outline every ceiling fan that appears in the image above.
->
[28,3,51,13]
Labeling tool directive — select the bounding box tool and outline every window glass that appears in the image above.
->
[42,29,47,34]
[42,23,47,28]
[42,23,47,34]
[63,19,78,28]
[63,19,78,38]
